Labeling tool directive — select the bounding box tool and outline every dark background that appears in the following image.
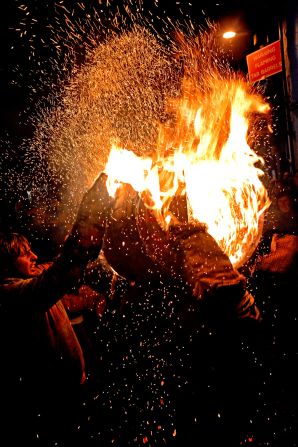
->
[0,0,284,140]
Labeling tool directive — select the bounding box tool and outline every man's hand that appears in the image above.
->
[256,233,298,273]
[63,173,114,263]
[62,284,105,314]
[170,223,243,299]
[170,223,259,320]
[74,172,112,232]
[30,262,53,276]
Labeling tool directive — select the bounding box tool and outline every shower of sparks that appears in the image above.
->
[4,0,195,235]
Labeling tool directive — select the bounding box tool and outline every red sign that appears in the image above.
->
[246,40,282,83]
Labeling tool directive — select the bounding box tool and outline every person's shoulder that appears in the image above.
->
[0,276,32,289]
[0,277,32,305]
[0,276,24,285]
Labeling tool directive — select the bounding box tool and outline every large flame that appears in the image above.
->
[104,72,271,268]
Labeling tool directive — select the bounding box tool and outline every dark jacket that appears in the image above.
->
[0,270,85,388]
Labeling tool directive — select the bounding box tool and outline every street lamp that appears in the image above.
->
[223,31,236,39]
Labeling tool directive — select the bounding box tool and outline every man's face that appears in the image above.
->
[277,195,291,213]
[14,245,39,278]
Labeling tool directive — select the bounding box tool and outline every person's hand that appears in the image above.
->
[170,223,244,299]
[257,233,298,273]
[65,173,114,261]
[62,284,104,313]
[74,172,113,234]
[30,261,53,276]
[170,223,259,320]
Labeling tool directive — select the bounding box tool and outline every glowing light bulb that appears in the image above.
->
[223,31,236,39]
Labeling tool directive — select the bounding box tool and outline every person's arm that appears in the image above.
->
[83,252,116,295]
[170,223,260,321]
[254,233,298,274]
[0,173,114,312]
[62,284,105,314]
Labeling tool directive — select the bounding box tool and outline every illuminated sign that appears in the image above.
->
[246,40,282,83]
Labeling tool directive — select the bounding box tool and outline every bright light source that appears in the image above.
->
[223,31,236,39]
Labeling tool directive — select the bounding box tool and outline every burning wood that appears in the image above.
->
[104,32,271,268]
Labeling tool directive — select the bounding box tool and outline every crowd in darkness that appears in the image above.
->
[0,168,297,447]
[239,169,298,446]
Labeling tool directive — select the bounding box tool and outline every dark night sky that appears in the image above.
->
[0,0,283,140]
